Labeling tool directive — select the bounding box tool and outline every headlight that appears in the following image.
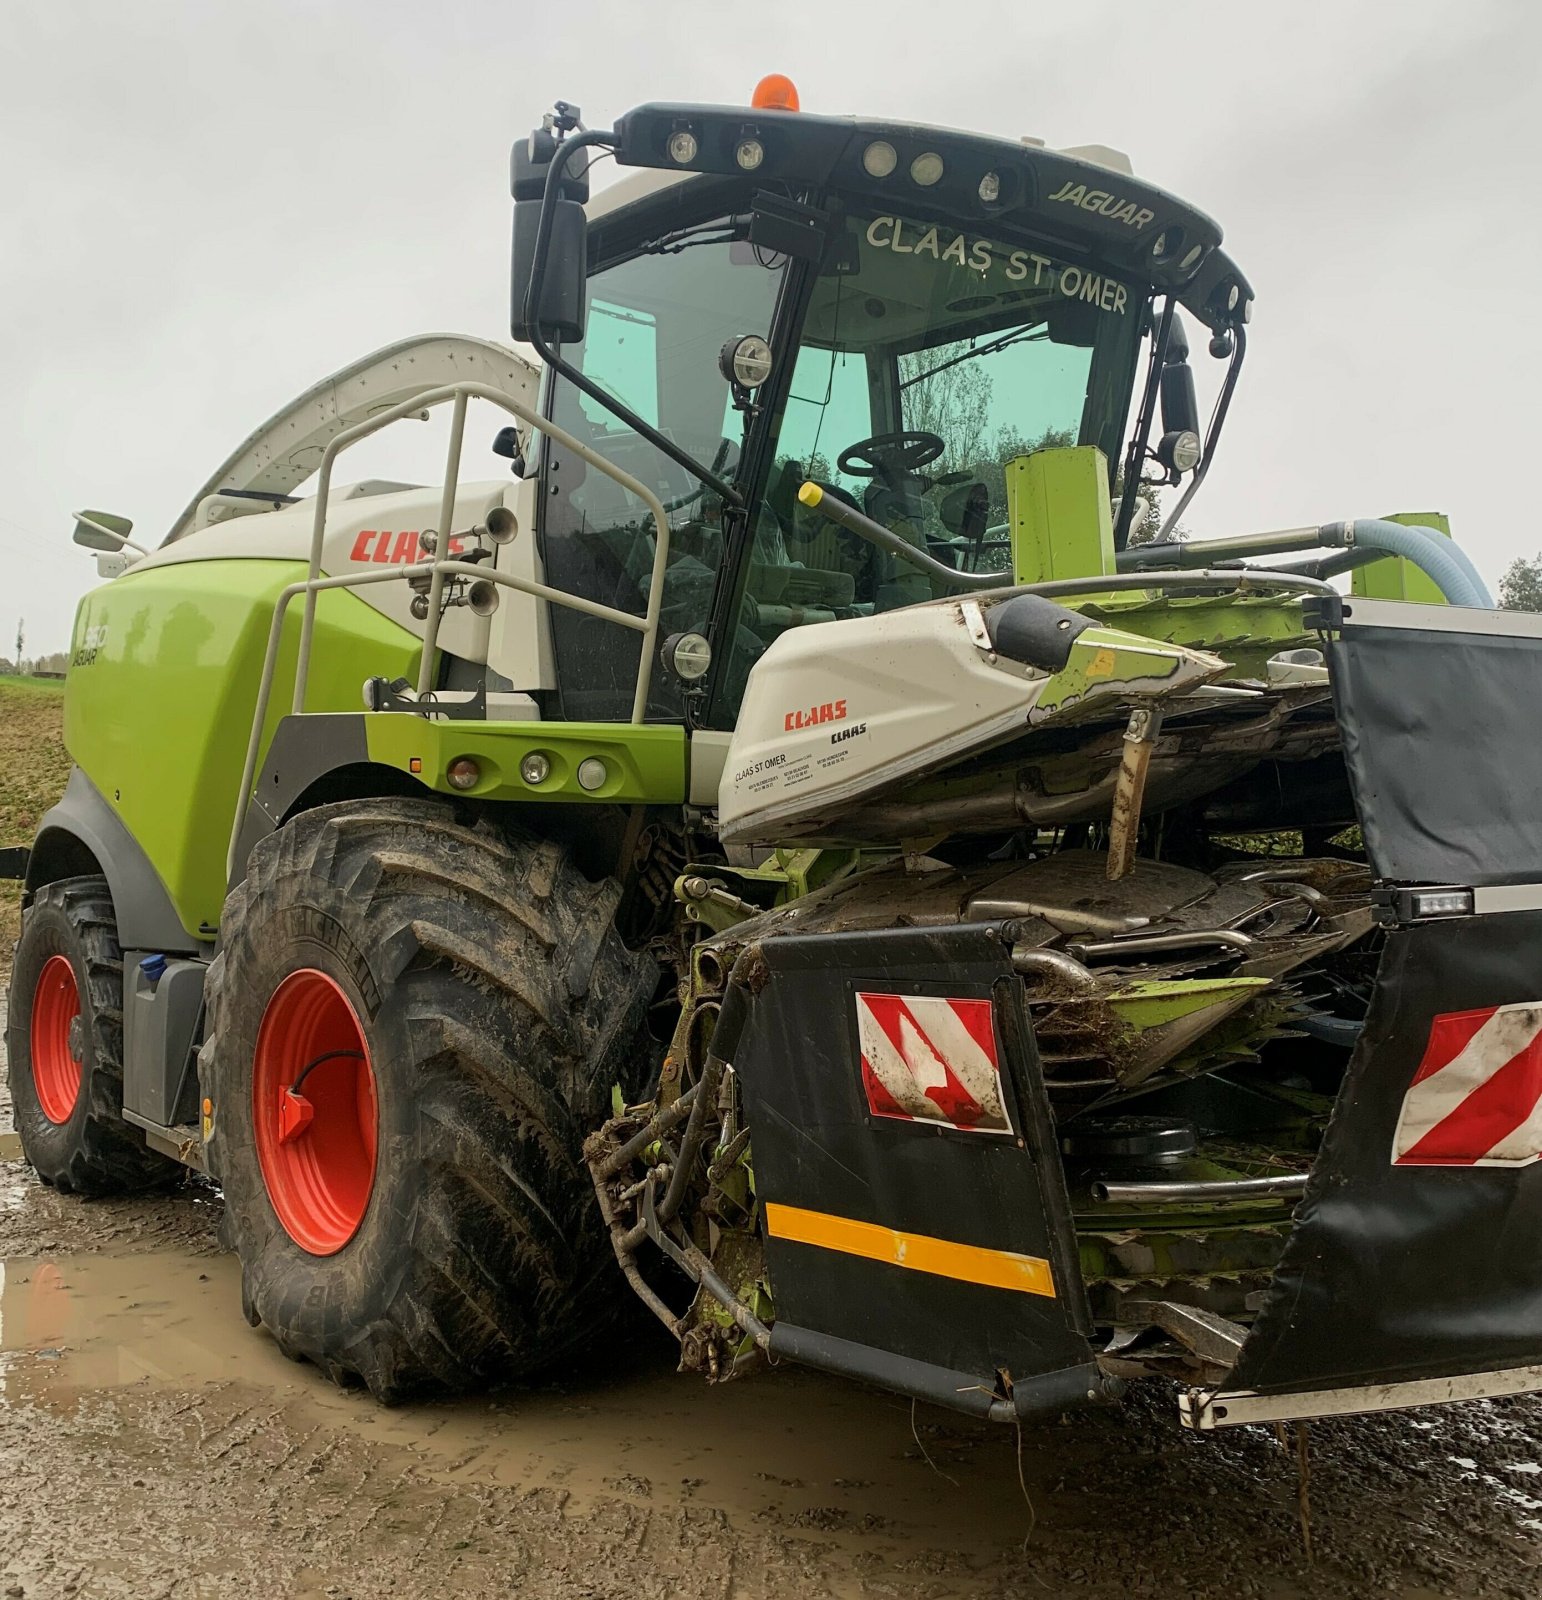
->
[719,333,773,392]
[1157,430,1203,474]
[667,631,713,682]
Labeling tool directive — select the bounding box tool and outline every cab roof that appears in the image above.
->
[590,102,1252,333]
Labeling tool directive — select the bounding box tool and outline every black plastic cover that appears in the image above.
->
[732,924,1094,1418]
[1225,608,1542,1397]
[1229,913,1542,1395]
[985,593,1093,671]
[1329,613,1542,887]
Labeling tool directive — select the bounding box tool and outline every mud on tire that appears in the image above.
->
[6,876,181,1194]
[200,797,656,1401]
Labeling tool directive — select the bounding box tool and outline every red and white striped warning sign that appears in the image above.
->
[1392,1002,1542,1166]
[855,992,1012,1135]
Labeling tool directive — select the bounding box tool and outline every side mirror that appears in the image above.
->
[72,509,134,552]
[509,130,589,344]
[1158,315,1201,439]
[1157,315,1202,474]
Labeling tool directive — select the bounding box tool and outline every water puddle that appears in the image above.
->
[0,1247,1051,1563]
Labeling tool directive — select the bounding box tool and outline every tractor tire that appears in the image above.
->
[200,797,656,1401]
[6,876,181,1193]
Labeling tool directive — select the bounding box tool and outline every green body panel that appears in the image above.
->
[1350,510,1451,605]
[675,848,881,933]
[1104,976,1271,1030]
[364,716,686,805]
[1005,446,1116,585]
[66,558,421,939]
[1074,591,1317,681]
[1029,622,1223,722]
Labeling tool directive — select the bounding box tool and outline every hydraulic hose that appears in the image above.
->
[1318,520,1493,609]
[1119,518,1493,608]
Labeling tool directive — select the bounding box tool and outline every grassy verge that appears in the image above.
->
[0,680,71,958]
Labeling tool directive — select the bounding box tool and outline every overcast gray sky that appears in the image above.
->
[3,0,1537,652]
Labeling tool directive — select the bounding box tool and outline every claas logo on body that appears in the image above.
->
[784,699,847,732]
[348,530,470,564]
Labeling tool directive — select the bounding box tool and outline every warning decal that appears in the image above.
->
[855,992,1012,1135]
[1392,1001,1542,1166]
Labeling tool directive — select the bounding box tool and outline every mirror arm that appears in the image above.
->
[1151,322,1247,544]
[522,129,745,510]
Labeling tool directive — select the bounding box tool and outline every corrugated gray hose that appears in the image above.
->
[1320,520,1493,608]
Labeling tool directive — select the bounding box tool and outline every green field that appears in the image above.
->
[0,676,67,695]
[0,678,71,958]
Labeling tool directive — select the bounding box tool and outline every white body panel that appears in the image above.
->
[132,479,551,684]
[485,473,554,693]
[719,599,1053,843]
[95,334,559,690]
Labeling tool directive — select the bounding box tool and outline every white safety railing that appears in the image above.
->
[230,380,674,882]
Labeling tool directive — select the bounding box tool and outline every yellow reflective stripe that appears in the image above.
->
[763,1202,1056,1299]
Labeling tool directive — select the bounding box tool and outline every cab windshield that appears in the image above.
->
[540,191,1144,724]
[740,206,1141,683]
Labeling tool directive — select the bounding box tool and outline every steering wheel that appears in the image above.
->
[837,430,946,482]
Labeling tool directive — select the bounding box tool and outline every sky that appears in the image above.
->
[3,0,1538,653]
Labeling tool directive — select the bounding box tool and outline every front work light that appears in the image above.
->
[1157,429,1203,474]
[720,333,773,392]
[910,152,944,187]
[1407,889,1475,919]
[666,631,713,682]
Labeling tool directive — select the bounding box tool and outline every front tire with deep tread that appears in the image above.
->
[6,876,181,1194]
[200,797,656,1402]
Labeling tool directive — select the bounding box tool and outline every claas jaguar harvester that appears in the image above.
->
[11,75,1542,1436]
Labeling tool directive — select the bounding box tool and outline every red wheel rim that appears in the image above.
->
[252,968,377,1256]
[30,955,82,1125]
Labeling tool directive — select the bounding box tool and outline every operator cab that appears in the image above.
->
[515,90,1251,727]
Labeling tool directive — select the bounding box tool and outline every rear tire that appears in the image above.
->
[201,798,656,1401]
[6,876,181,1193]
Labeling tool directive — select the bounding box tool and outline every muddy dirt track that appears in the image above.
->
[0,1060,1538,1598]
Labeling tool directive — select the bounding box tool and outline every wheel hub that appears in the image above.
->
[31,955,83,1125]
[252,968,378,1256]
